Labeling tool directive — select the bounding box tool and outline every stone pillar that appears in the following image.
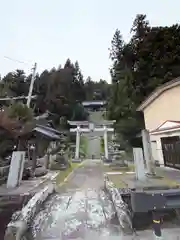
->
[75,126,80,159]
[7,151,25,188]
[45,154,50,169]
[142,129,155,175]
[49,154,53,168]
[156,138,164,165]
[133,148,146,180]
[103,126,108,159]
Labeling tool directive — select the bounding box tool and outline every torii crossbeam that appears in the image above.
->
[68,120,115,160]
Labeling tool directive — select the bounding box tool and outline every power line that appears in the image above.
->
[0,95,37,101]
[4,56,31,66]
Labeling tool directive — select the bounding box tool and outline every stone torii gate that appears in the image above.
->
[68,120,115,160]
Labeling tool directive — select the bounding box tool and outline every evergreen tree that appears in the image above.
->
[108,14,180,147]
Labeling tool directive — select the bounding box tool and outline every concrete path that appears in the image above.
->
[31,160,121,239]
[30,160,180,240]
[87,134,101,159]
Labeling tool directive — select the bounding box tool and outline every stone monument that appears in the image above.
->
[7,151,25,188]
[133,148,146,181]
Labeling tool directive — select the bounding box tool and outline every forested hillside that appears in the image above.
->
[2,13,179,149]
[0,59,110,126]
[107,14,180,147]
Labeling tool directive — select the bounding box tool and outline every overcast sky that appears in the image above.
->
[0,0,180,82]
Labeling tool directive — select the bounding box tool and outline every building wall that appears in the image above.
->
[143,85,180,131]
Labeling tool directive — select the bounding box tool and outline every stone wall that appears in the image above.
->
[104,173,133,234]
[4,182,55,240]
[0,195,30,239]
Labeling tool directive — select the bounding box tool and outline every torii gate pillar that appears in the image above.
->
[75,126,80,159]
[103,126,108,159]
[68,120,115,161]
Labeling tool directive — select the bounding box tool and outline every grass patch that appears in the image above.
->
[80,136,87,156]
[105,165,180,189]
[103,163,134,188]
[152,173,180,188]
[103,163,135,173]
[151,177,180,188]
[100,137,104,153]
[107,174,180,189]
[107,174,128,188]
[56,162,81,185]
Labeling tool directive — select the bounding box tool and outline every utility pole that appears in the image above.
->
[27,62,37,108]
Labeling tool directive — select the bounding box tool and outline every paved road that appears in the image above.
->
[31,160,121,240]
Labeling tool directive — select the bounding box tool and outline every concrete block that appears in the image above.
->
[7,151,25,188]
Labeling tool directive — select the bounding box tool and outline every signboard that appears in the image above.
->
[7,151,25,188]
